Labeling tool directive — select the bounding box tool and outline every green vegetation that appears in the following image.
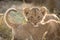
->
[0,16,12,40]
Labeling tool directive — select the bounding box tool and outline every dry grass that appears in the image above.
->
[0,13,4,25]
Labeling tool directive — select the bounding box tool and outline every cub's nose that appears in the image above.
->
[34,20,38,25]
[34,23,37,25]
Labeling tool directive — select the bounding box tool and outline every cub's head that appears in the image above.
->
[24,8,43,25]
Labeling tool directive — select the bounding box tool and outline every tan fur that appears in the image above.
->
[44,20,60,40]
[4,7,60,40]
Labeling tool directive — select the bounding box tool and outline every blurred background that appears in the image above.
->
[0,0,60,17]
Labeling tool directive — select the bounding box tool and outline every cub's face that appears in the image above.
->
[24,8,43,25]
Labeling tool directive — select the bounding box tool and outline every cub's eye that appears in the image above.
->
[31,16,33,18]
[26,12,28,15]
[37,16,41,20]
[38,16,40,18]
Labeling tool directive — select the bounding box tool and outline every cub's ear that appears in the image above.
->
[23,8,30,16]
[40,6,49,16]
